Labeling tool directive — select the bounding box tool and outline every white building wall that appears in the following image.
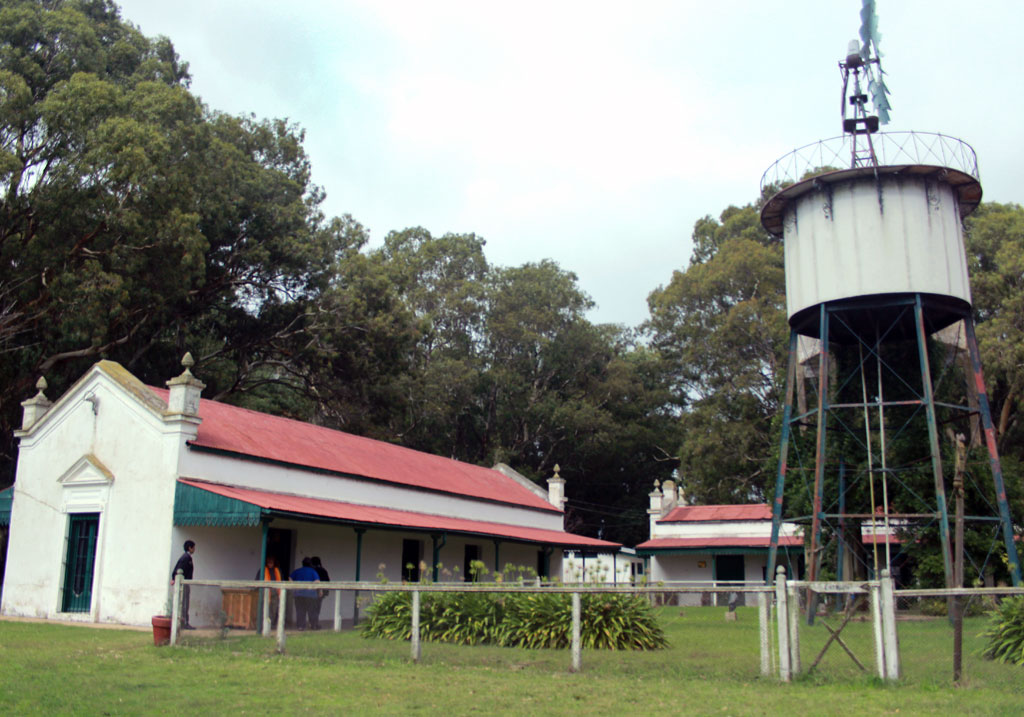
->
[2,372,184,625]
[647,553,771,607]
[562,551,642,584]
[179,449,562,531]
[166,520,569,628]
[648,554,707,606]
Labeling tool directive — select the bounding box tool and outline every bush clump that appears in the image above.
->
[918,596,996,618]
[361,591,667,651]
[980,596,1024,665]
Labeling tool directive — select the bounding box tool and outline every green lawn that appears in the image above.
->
[1,607,1021,715]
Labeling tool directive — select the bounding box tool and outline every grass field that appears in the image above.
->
[1,606,1022,715]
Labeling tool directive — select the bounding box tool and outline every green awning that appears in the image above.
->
[173,480,265,527]
[0,486,12,526]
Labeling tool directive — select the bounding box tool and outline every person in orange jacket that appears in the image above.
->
[260,555,282,627]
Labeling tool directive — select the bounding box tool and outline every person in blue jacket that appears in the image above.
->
[310,556,329,630]
[289,557,320,630]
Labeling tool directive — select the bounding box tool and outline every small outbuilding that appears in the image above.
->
[0,357,617,627]
[636,479,803,605]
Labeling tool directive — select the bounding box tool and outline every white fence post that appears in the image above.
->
[880,569,901,680]
[170,569,183,646]
[411,589,421,663]
[758,591,771,677]
[570,592,582,673]
[786,580,801,675]
[276,587,287,653]
[261,588,271,637]
[869,579,885,678]
[775,566,791,682]
[334,588,342,632]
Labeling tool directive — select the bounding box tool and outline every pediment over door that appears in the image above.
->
[58,454,114,513]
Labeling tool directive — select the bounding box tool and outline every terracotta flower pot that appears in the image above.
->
[151,615,172,646]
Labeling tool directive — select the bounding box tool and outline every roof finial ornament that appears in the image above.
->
[546,463,566,510]
[653,479,661,490]
[19,375,53,431]
[166,351,205,417]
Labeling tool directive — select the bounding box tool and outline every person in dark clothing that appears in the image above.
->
[311,556,329,630]
[171,540,196,629]
[289,557,320,630]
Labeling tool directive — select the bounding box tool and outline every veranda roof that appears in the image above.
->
[174,479,619,550]
[635,536,803,554]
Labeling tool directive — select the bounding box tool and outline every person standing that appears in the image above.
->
[311,556,329,630]
[171,540,196,629]
[289,557,319,630]
[261,555,282,628]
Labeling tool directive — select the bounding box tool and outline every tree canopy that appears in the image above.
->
[0,0,356,480]
[645,203,787,504]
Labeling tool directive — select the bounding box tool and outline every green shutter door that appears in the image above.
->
[62,514,99,613]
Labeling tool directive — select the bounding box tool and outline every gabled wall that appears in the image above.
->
[1,367,186,624]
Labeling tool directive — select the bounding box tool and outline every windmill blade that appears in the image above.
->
[841,66,850,116]
[868,75,892,124]
[859,0,881,61]
[858,0,892,124]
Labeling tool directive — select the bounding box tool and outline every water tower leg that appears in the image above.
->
[914,295,954,589]
[768,330,799,583]
[963,317,1023,586]
[837,459,847,612]
[807,304,830,623]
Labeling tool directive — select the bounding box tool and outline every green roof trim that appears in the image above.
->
[0,486,12,526]
[173,481,264,527]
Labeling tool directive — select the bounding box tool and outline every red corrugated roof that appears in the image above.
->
[635,536,803,550]
[660,504,773,523]
[149,387,556,513]
[180,479,617,549]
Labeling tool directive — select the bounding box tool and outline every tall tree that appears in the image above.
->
[370,228,490,456]
[0,0,348,483]
[963,202,1024,534]
[646,204,787,503]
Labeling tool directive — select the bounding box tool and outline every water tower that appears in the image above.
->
[761,5,1021,595]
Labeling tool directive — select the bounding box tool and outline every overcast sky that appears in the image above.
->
[115,0,1023,328]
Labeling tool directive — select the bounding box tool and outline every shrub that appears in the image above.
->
[361,590,667,651]
[919,596,997,618]
[980,596,1024,665]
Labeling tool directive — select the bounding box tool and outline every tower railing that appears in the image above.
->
[760,131,979,194]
